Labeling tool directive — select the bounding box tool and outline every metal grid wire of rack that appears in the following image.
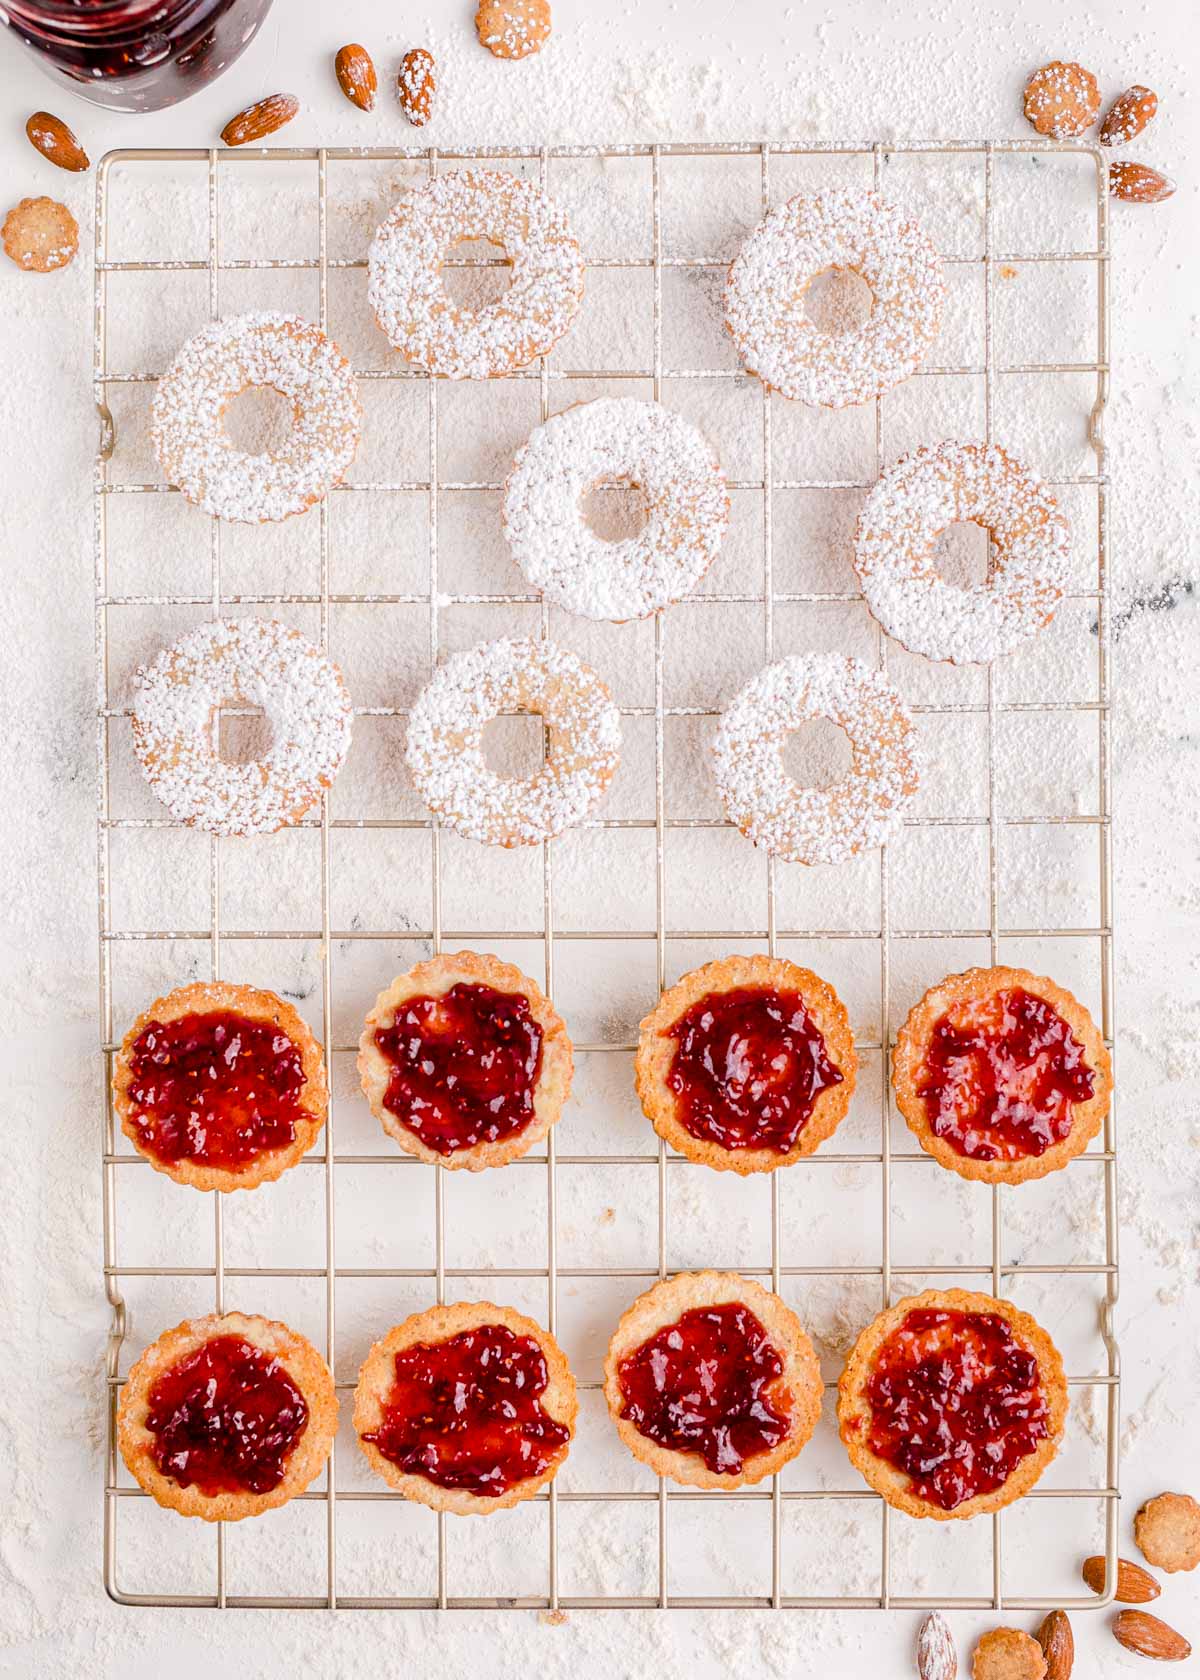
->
[94,139,1118,1613]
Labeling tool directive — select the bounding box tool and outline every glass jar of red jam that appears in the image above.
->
[1,0,274,111]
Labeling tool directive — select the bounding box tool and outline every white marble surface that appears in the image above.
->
[1,1,1198,1676]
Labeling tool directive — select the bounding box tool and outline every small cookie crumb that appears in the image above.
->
[476,0,551,60]
[1135,1492,1200,1573]
[538,1608,568,1626]
[972,1627,1047,1680]
[1022,61,1100,139]
[2,196,78,272]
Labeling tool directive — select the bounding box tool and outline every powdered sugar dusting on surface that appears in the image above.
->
[150,311,362,523]
[712,654,919,865]
[724,188,945,409]
[853,441,1070,664]
[405,637,621,845]
[503,398,729,620]
[3,2,1199,1675]
[367,169,585,379]
[131,619,353,836]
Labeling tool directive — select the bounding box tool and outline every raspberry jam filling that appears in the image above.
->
[374,982,544,1155]
[362,1323,569,1495]
[665,986,844,1153]
[145,1335,309,1496]
[861,1308,1049,1510]
[919,987,1096,1161]
[126,1009,309,1171]
[616,1302,792,1475]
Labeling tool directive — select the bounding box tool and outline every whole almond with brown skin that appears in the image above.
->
[25,111,88,172]
[1099,85,1158,146]
[397,48,435,127]
[1113,1611,1192,1662]
[221,93,299,147]
[335,44,376,112]
[1035,1611,1074,1680]
[917,1610,958,1680]
[1110,161,1176,204]
[1082,1554,1161,1603]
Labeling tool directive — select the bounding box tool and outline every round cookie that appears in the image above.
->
[603,1270,823,1490]
[151,311,361,523]
[502,398,729,620]
[892,965,1112,1185]
[1135,1493,1200,1574]
[838,1288,1068,1521]
[131,618,353,837]
[113,981,328,1192]
[405,636,620,846]
[635,954,857,1174]
[368,169,584,379]
[357,950,573,1170]
[712,652,919,865]
[853,441,1070,665]
[353,1301,577,1515]
[117,1312,337,1522]
[724,187,944,408]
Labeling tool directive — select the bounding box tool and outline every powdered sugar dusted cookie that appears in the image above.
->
[725,187,944,408]
[131,618,353,836]
[405,636,620,846]
[502,398,729,620]
[151,312,361,523]
[368,169,584,379]
[712,653,919,866]
[853,441,1070,664]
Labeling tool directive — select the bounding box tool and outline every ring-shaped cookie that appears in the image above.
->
[131,618,353,837]
[358,950,573,1170]
[405,636,621,847]
[892,965,1112,1185]
[635,955,857,1174]
[724,187,945,408]
[367,169,585,379]
[853,442,1071,664]
[151,311,362,522]
[113,981,328,1192]
[502,398,730,620]
[712,653,919,865]
[353,1301,577,1514]
[117,1311,338,1522]
[603,1271,823,1490]
[837,1289,1068,1520]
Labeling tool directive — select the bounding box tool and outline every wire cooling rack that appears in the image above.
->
[94,140,1118,1612]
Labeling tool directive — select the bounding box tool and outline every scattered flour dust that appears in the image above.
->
[0,2,1198,1678]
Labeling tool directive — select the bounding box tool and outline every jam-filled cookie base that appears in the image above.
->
[636,955,857,1175]
[837,1288,1068,1521]
[358,951,573,1171]
[893,966,1112,1186]
[353,1302,578,1515]
[603,1271,823,1490]
[116,1312,339,1523]
[113,981,328,1193]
